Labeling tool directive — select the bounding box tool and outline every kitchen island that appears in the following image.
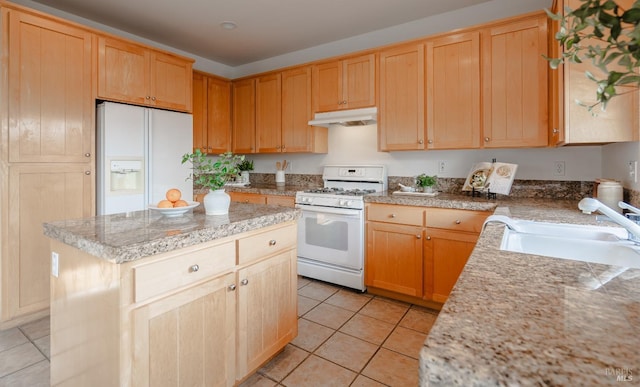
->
[44,202,300,386]
[419,201,639,386]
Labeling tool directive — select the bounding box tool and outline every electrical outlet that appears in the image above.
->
[553,161,565,177]
[629,160,638,183]
[438,160,446,174]
[51,252,59,278]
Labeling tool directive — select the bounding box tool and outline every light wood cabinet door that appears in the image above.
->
[193,72,208,152]
[132,272,236,387]
[256,73,282,153]
[98,37,149,105]
[482,14,549,148]
[207,76,232,154]
[365,222,423,297]
[98,37,193,112]
[378,43,426,151]
[550,0,638,145]
[193,72,232,154]
[149,50,193,112]
[6,164,93,321]
[424,229,478,303]
[232,78,256,154]
[313,54,375,112]
[282,66,321,153]
[426,32,481,149]
[236,250,297,379]
[7,10,94,163]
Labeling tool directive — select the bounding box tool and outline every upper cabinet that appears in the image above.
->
[378,43,425,151]
[481,14,549,148]
[6,9,94,163]
[313,54,375,112]
[426,32,481,150]
[255,73,282,153]
[192,71,231,154]
[98,37,193,112]
[550,0,638,145]
[232,78,256,154]
[230,67,327,154]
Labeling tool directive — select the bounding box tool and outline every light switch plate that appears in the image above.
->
[51,252,59,278]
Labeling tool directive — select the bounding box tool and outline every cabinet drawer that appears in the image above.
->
[134,241,236,302]
[230,192,266,204]
[367,204,424,226]
[238,223,296,265]
[266,195,295,207]
[425,208,489,233]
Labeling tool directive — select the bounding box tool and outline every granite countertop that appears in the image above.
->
[43,202,300,264]
[420,201,639,386]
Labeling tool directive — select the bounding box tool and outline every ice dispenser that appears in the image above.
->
[109,160,143,193]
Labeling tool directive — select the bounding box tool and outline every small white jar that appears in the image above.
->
[597,181,623,213]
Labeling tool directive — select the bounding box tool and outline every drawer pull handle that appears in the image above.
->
[426,236,431,240]
[416,234,421,239]
[269,239,277,246]
[390,214,396,218]
[190,264,200,273]
[228,284,236,291]
[241,278,249,286]
[455,220,461,224]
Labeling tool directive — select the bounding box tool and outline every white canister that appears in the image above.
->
[597,181,623,213]
[275,170,285,185]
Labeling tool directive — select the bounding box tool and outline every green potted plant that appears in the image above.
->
[546,1,640,112]
[416,174,437,193]
[181,149,244,215]
[237,159,254,184]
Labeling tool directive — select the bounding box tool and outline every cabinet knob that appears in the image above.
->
[552,128,559,134]
[269,239,277,246]
[84,153,91,157]
[241,278,249,286]
[342,100,347,105]
[228,284,236,291]
[416,234,422,239]
[189,264,200,273]
[484,137,490,142]
[455,220,461,224]
[426,236,431,240]
[427,139,433,144]
[85,171,91,175]
[146,96,151,100]
[418,139,424,144]
[390,214,396,218]
[151,96,156,101]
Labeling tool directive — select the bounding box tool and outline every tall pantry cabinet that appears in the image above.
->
[0,4,95,327]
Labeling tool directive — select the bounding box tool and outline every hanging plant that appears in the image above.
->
[546,0,640,111]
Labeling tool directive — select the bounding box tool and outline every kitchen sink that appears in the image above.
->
[500,228,640,269]
[485,215,628,241]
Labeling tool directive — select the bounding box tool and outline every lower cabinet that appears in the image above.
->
[50,221,298,387]
[229,192,295,207]
[365,203,489,305]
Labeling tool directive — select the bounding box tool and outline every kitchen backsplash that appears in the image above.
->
[246,172,639,205]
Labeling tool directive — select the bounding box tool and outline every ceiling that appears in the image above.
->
[30,0,492,66]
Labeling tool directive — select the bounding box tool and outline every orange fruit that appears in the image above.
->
[173,199,189,207]
[157,199,174,208]
[166,188,182,202]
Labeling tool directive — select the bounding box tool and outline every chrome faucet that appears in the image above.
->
[481,215,523,233]
[578,198,640,242]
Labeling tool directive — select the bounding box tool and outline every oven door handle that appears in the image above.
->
[296,204,362,217]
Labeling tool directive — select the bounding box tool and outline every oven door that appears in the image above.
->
[296,204,363,270]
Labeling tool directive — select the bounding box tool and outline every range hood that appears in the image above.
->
[308,107,377,127]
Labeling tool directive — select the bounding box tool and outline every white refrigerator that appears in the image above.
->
[97,101,193,215]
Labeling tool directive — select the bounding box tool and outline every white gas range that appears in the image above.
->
[295,165,387,291]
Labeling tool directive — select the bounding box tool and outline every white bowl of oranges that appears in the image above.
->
[148,188,199,217]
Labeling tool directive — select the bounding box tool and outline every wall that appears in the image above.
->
[248,124,603,181]
[602,142,640,191]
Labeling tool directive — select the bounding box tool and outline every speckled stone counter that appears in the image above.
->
[419,200,639,386]
[43,202,300,264]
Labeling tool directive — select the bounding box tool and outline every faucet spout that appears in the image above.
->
[578,198,640,242]
[482,215,523,233]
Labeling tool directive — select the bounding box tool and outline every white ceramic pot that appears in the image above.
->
[240,171,250,184]
[203,188,231,215]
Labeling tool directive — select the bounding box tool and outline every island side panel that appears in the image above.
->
[49,240,121,386]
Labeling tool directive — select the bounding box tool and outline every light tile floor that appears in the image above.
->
[0,277,439,386]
